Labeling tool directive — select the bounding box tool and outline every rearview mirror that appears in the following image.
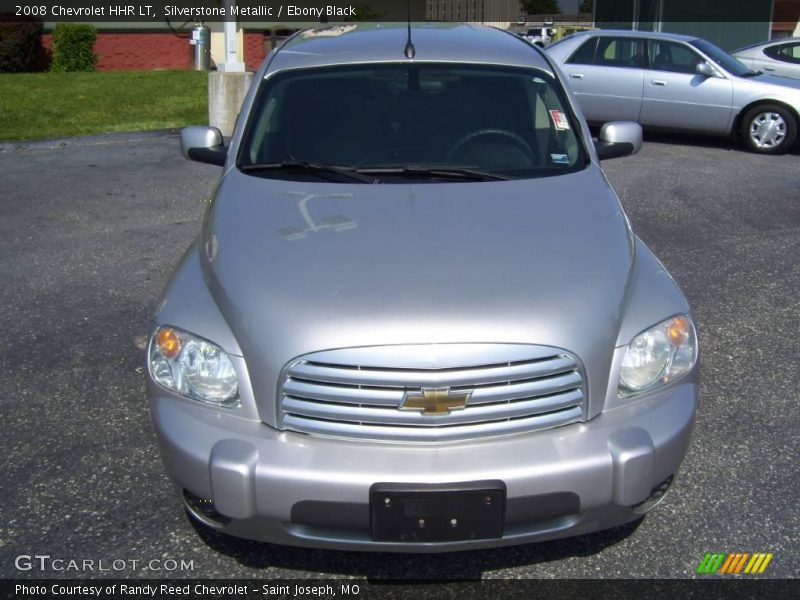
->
[180,126,226,166]
[695,62,715,77]
[595,121,643,160]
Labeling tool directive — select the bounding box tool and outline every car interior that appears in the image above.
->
[242,65,581,176]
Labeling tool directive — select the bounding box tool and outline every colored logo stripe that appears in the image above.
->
[720,553,748,573]
[697,552,773,574]
[697,553,726,574]
[745,553,773,574]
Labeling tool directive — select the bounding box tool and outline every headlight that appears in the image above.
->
[148,326,239,407]
[619,315,697,396]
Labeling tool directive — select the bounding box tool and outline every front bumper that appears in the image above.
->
[150,381,696,552]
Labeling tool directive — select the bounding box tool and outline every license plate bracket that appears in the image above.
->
[370,481,506,543]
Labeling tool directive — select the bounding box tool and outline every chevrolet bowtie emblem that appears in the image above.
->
[400,387,471,415]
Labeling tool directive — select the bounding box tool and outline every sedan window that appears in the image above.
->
[765,42,800,65]
[567,36,643,68]
[647,40,704,74]
[595,37,644,68]
[567,37,598,65]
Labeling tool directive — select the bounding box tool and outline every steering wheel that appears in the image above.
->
[447,128,535,163]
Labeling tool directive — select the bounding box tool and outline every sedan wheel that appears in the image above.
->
[741,104,797,154]
[750,112,786,148]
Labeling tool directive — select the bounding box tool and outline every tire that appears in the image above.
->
[740,103,797,154]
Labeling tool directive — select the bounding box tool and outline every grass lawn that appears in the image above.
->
[0,70,208,141]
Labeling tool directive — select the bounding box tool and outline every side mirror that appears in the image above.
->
[695,61,715,77]
[180,126,226,166]
[595,121,643,160]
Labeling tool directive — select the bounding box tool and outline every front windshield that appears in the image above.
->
[238,63,586,182]
[690,38,756,77]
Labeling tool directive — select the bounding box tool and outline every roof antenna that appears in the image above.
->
[404,0,415,58]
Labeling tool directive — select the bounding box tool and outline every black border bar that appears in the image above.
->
[2,579,797,600]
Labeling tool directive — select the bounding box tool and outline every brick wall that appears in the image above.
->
[244,32,267,71]
[95,33,193,70]
[41,32,190,70]
[39,31,269,71]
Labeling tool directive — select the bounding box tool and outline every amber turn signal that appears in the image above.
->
[156,328,182,359]
[666,316,690,347]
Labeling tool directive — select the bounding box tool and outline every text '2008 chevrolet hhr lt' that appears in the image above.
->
[148,23,698,551]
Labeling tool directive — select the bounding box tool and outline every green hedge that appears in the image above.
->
[50,23,96,72]
[0,15,44,72]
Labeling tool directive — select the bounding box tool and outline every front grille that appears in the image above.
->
[277,344,585,442]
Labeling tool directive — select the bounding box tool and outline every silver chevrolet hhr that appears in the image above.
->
[148,23,699,551]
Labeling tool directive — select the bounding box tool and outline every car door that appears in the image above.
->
[762,42,800,79]
[561,36,645,123]
[640,40,733,134]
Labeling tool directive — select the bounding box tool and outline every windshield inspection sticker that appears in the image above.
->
[550,153,570,164]
[549,110,570,130]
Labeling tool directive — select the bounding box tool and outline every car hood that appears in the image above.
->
[202,166,634,419]
[736,71,800,93]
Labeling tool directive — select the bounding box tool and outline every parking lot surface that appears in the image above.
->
[0,133,798,579]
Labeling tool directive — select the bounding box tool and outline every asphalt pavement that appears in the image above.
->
[0,132,798,580]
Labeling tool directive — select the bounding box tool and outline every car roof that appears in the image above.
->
[564,29,699,43]
[732,36,800,53]
[267,22,553,74]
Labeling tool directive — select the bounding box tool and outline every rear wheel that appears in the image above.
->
[740,104,797,154]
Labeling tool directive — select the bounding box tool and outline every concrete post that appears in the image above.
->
[219,0,245,73]
[208,0,250,137]
[208,71,253,137]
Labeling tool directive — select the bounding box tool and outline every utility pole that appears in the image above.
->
[208,0,252,135]
[219,0,245,72]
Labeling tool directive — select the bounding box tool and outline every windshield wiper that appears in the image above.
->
[240,161,377,183]
[355,166,511,181]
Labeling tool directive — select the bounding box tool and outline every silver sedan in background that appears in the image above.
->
[732,37,800,80]
[546,30,800,154]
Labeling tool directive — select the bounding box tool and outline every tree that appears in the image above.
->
[579,0,593,13]
[520,0,562,15]
[347,4,385,21]
[0,15,44,73]
[50,23,96,72]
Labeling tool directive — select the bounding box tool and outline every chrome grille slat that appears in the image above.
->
[282,388,583,426]
[283,379,404,406]
[278,344,586,442]
[286,356,577,388]
[468,372,582,404]
[282,406,584,442]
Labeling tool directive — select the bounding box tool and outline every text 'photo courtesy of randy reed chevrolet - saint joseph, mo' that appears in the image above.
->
[14,583,359,597]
